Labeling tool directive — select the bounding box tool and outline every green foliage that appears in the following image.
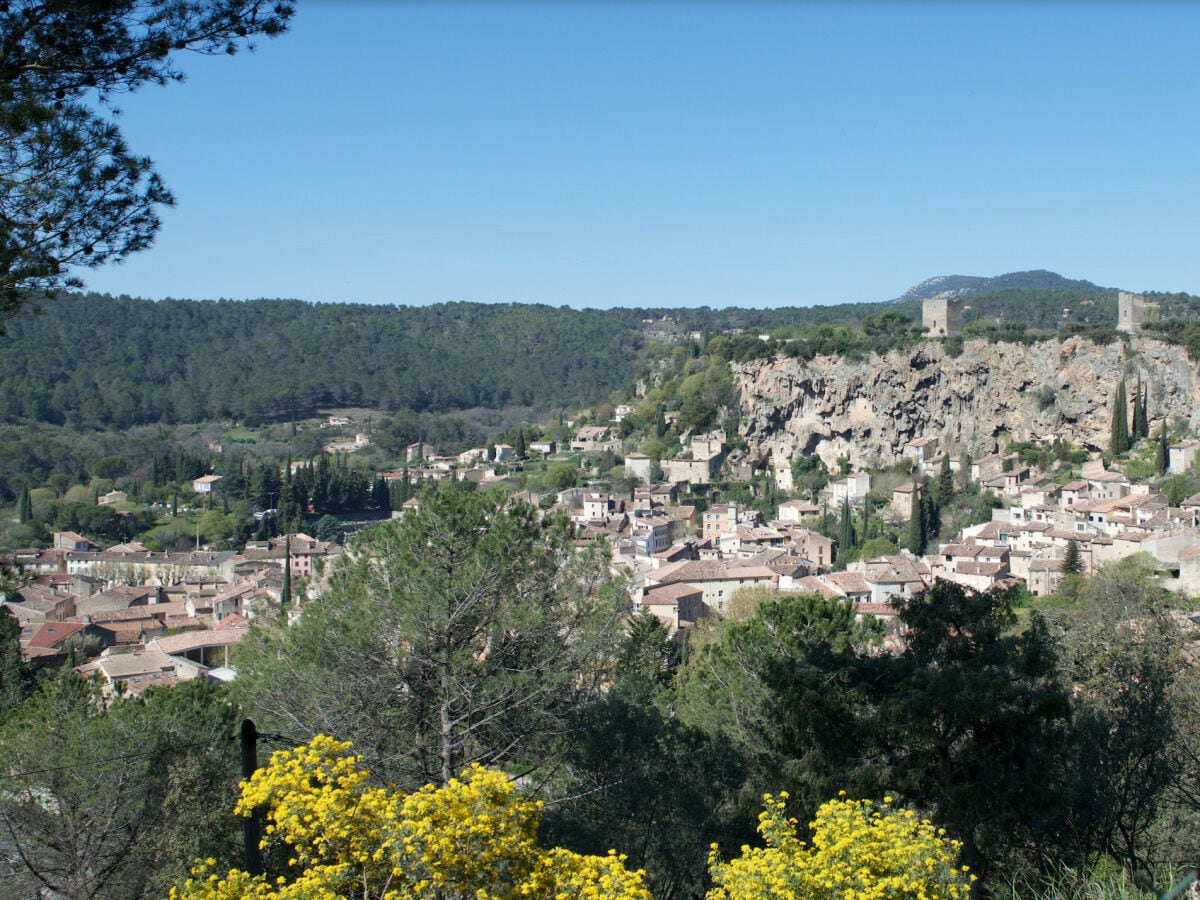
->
[0,296,655,428]
[0,2,294,326]
[906,483,925,554]
[789,454,828,501]
[1110,380,1130,456]
[882,582,1072,876]
[676,593,883,803]
[233,483,627,789]
[860,310,914,336]
[0,676,242,899]
[0,607,30,718]
[858,535,899,557]
[545,617,747,900]
[16,482,31,523]
[837,498,856,560]
[1061,538,1082,575]
[542,460,579,492]
[1043,560,1183,872]
[1131,377,1148,441]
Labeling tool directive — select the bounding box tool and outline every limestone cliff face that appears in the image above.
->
[734,336,1200,476]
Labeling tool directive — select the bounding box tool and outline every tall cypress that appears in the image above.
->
[906,484,924,555]
[920,476,940,549]
[281,535,292,611]
[1110,380,1130,456]
[839,499,856,559]
[16,484,31,524]
[1157,422,1169,475]
[937,454,954,505]
[1132,376,1147,440]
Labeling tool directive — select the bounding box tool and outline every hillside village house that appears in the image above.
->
[829,472,870,505]
[890,482,917,518]
[633,582,704,635]
[903,436,940,471]
[192,474,222,494]
[624,451,653,483]
[1170,441,1200,475]
[570,426,610,452]
[645,559,778,617]
[776,499,821,523]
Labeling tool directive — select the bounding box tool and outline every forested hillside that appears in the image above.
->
[2,280,1197,431]
[0,294,649,427]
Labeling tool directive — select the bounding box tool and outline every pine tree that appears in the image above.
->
[17,484,31,524]
[1157,422,1169,475]
[1060,538,1082,575]
[1110,380,1130,456]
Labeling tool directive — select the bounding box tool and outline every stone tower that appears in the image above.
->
[1117,291,1159,334]
[923,297,963,337]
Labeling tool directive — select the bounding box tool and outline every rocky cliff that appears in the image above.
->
[735,336,1199,479]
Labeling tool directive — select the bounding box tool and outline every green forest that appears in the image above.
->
[4,279,1191,433]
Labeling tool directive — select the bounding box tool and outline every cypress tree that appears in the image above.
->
[17,484,31,524]
[1131,376,1147,440]
[937,454,954,505]
[281,535,292,611]
[839,499,856,559]
[1110,380,1130,456]
[906,484,924,555]
[920,476,940,549]
[0,609,28,713]
[514,429,527,461]
[1157,422,1169,475]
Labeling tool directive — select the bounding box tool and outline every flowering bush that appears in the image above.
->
[707,792,975,900]
[169,735,650,900]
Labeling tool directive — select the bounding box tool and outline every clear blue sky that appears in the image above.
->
[80,1,1200,309]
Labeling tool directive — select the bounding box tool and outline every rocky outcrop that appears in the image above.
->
[735,336,1199,477]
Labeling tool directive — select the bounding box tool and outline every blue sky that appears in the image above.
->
[80,1,1200,309]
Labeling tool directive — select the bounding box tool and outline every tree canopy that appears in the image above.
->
[0,1,293,326]
[233,483,627,789]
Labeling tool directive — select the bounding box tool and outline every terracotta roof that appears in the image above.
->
[152,628,247,656]
[641,582,703,604]
[25,621,86,649]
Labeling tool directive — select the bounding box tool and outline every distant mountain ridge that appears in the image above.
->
[889,270,1112,304]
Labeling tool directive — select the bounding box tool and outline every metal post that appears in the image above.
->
[240,718,264,876]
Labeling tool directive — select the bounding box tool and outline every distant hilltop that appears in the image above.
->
[888,270,1112,305]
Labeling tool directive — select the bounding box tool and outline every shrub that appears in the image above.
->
[708,792,974,900]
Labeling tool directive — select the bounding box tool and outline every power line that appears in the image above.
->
[0,734,235,781]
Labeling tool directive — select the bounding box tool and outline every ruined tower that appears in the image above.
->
[923,297,963,337]
[1117,291,1159,334]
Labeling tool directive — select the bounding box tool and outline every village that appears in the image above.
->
[2,293,1198,693]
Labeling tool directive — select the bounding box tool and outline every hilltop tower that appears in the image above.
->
[923,297,963,337]
[1117,291,1159,334]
